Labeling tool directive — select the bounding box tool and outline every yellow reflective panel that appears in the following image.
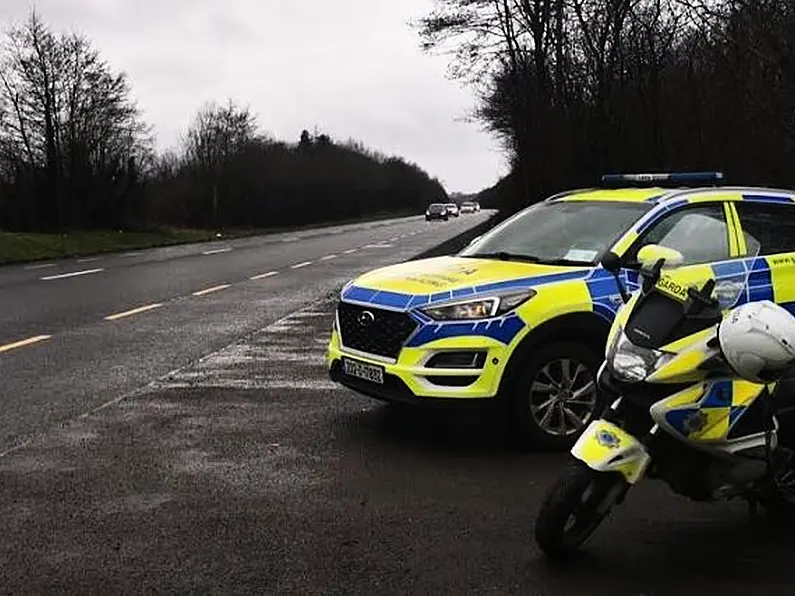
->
[556,188,664,203]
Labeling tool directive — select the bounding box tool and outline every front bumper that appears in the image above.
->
[326,327,510,406]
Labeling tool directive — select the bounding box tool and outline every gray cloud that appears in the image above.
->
[1,0,507,192]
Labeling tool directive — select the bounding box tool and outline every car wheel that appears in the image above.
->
[505,342,603,451]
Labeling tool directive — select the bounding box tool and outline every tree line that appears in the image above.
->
[0,12,448,233]
[419,0,795,214]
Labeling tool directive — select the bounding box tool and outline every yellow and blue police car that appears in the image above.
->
[327,172,795,449]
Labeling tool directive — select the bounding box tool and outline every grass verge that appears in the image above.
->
[0,210,416,266]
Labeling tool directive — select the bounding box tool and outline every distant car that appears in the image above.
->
[460,201,477,214]
[473,201,481,212]
[425,203,449,221]
[444,203,460,217]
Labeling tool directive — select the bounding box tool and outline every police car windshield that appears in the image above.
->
[460,200,651,265]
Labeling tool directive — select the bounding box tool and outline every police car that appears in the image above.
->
[327,172,795,449]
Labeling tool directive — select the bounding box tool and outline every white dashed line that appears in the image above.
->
[119,252,143,258]
[320,254,337,260]
[41,268,103,281]
[291,261,312,269]
[76,257,101,263]
[344,249,357,254]
[105,303,163,321]
[201,248,232,255]
[250,271,279,280]
[24,263,56,270]
[192,284,231,296]
[0,334,52,353]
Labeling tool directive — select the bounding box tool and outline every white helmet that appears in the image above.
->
[718,300,795,384]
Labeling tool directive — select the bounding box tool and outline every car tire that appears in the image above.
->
[504,342,604,451]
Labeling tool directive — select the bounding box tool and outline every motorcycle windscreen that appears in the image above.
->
[624,237,761,350]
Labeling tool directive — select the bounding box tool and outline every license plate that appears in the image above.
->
[343,358,384,384]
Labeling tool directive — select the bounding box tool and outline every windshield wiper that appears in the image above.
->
[530,257,593,266]
[462,252,541,263]
[464,252,592,266]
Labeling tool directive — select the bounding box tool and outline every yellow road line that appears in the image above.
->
[192,284,231,296]
[250,271,279,280]
[105,303,163,321]
[0,335,52,354]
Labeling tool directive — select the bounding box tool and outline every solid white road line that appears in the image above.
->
[105,303,163,321]
[41,268,103,281]
[0,335,52,354]
[201,248,232,255]
[291,261,311,269]
[250,271,279,280]
[192,284,231,296]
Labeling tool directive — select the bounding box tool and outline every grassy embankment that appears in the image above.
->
[0,210,416,266]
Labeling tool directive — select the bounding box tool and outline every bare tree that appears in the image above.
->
[0,10,151,230]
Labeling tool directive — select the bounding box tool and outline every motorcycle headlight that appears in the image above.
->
[608,326,674,383]
[419,289,536,320]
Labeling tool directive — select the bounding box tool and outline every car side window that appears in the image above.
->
[734,201,795,255]
[626,203,730,265]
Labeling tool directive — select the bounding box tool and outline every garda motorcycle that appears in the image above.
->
[533,240,795,558]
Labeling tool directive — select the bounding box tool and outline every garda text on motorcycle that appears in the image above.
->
[533,238,795,559]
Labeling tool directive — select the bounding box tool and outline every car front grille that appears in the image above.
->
[337,301,418,359]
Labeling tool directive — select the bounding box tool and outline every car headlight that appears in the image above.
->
[419,289,536,320]
[608,325,673,382]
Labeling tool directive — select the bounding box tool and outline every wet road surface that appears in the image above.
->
[0,212,491,453]
[1,211,794,594]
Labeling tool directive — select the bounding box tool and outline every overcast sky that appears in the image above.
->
[0,1,507,193]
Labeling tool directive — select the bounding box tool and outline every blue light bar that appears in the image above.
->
[601,172,724,185]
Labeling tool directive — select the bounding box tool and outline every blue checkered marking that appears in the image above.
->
[664,381,757,437]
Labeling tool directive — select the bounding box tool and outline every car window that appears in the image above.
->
[627,203,730,265]
[460,200,651,264]
[734,201,795,255]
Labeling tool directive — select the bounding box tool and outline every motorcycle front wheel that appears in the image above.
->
[534,462,626,558]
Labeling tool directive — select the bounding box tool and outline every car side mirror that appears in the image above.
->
[600,251,622,273]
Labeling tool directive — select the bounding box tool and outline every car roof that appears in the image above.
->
[548,185,795,207]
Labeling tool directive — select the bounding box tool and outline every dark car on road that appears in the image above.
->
[425,203,449,221]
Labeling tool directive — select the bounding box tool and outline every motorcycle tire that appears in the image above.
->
[534,462,622,559]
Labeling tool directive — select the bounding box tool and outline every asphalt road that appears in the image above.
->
[0,212,491,453]
[1,210,793,595]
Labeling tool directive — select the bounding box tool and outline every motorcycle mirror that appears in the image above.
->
[600,251,622,273]
[600,251,630,304]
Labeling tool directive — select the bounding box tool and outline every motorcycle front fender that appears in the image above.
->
[572,420,652,485]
